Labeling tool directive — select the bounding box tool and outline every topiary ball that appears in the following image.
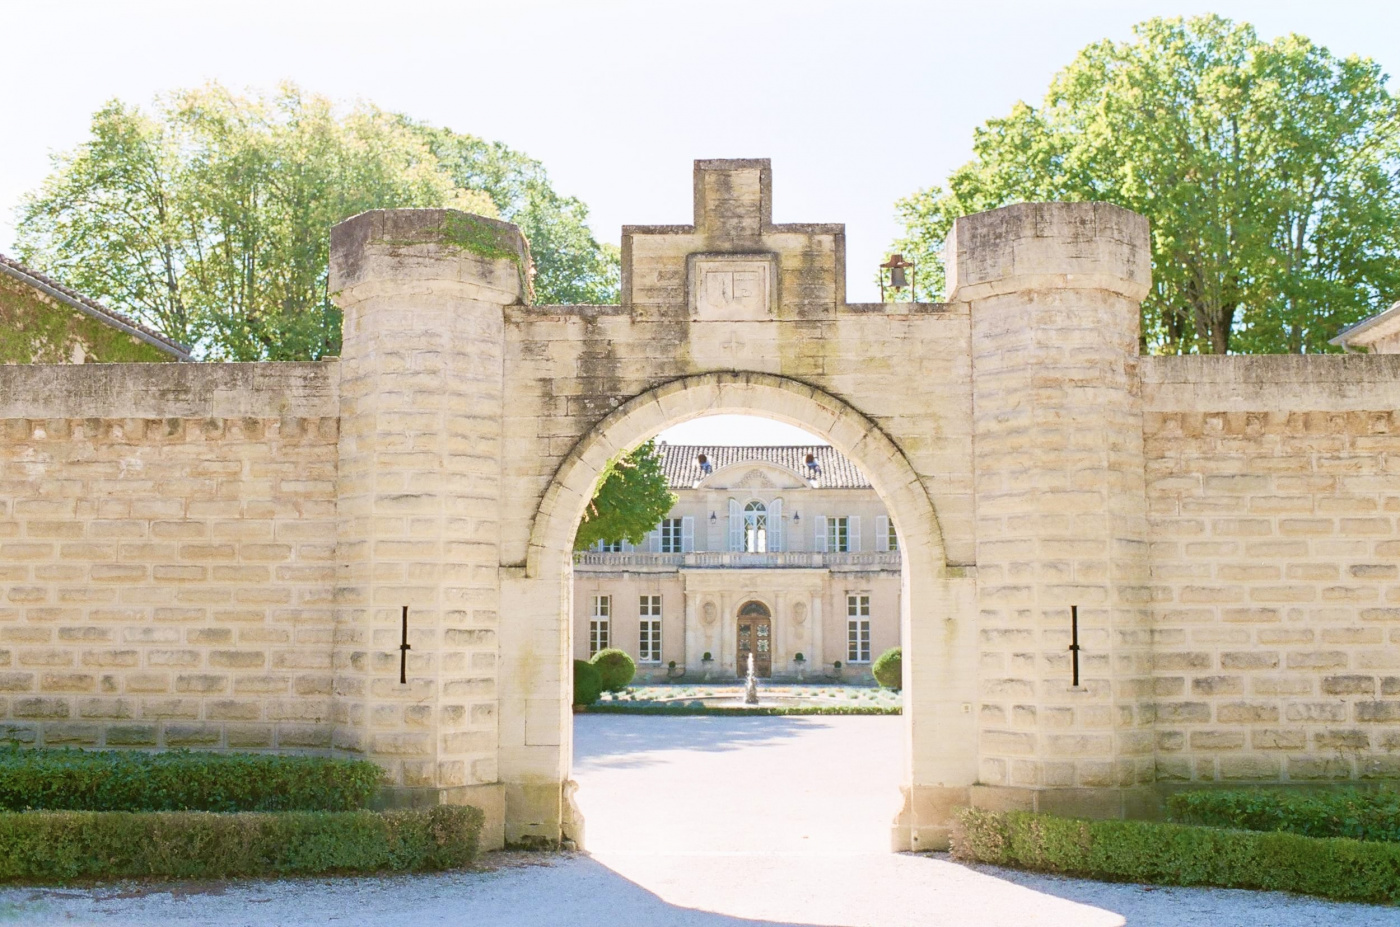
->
[873,646,902,690]
[573,659,604,706]
[590,648,637,692]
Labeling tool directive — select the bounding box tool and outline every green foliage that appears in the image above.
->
[0,273,170,364]
[16,82,619,361]
[872,647,902,690]
[0,746,382,812]
[573,659,604,707]
[410,122,620,305]
[573,440,677,551]
[952,808,1400,906]
[1167,787,1400,843]
[590,648,637,693]
[891,15,1400,355]
[0,805,480,883]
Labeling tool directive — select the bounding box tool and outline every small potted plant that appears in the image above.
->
[667,659,683,680]
[701,651,713,682]
[830,659,843,681]
[793,652,806,681]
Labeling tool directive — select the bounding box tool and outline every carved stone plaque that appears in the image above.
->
[689,255,776,320]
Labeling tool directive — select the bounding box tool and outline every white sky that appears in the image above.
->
[2,0,1396,444]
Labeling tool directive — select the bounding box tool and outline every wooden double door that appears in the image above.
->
[736,601,772,677]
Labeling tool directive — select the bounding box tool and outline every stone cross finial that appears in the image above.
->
[621,159,844,320]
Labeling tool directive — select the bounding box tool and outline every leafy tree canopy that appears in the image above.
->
[16,82,620,360]
[891,15,1400,354]
[574,440,676,551]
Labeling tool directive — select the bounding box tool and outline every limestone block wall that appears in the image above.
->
[1143,356,1400,784]
[0,363,339,750]
[329,210,524,817]
[954,203,1156,814]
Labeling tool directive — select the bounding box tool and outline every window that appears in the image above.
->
[653,516,693,553]
[847,593,871,663]
[660,518,684,553]
[638,595,662,663]
[595,539,623,553]
[887,522,899,552]
[744,501,767,553]
[589,595,611,656]
[828,516,849,553]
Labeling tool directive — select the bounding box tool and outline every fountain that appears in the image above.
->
[743,652,760,705]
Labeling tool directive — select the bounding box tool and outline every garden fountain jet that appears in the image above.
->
[744,652,760,705]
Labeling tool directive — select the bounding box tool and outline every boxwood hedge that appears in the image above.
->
[953,808,1400,906]
[0,746,382,813]
[1167,787,1400,843]
[0,805,481,882]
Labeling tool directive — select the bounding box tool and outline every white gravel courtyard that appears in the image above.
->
[0,714,1397,926]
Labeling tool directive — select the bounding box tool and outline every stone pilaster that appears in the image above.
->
[330,209,528,848]
[955,202,1155,816]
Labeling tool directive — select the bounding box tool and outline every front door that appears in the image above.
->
[736,602,772,678]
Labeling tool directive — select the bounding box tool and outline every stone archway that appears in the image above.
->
[509,371,975,850]
[327,159,1154,853]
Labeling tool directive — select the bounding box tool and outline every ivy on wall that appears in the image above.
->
[0,274,171,364]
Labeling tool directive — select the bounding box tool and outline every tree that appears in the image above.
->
[412,126,620,305]
[16,82,619,360]
[891,16,1400,354]
[573,440,677,551]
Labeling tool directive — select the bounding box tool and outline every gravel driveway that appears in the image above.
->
[0,714,1396,926]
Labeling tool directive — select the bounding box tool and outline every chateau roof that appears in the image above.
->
[0,254,193,361]
[657,443,871,489]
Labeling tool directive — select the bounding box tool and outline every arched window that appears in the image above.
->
[744,500,767,553]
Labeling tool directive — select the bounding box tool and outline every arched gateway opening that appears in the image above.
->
[515,373,977,850]
[328,157,1155,855]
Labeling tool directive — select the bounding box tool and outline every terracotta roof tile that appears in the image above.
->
[0,254,192,360]
[657,444,869,489]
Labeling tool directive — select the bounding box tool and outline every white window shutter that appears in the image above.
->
[768,498,783,552]
[728,499,743,552]
[849,516,861,552]
[814,515,828,553]
[876,516,889,552]
[622,539,633,553]
[681,516,695,553]
[648,528,661,553]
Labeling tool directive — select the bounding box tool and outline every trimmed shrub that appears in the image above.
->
[0,805,481,882]
[0,747,381,813]
[952,808,1400,906]
[872,647,902,690]
[590,648,636,692]
[573,659,604,706]
[1167,787,1400,843]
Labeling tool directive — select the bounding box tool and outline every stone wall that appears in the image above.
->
[3,160,1400,854]
[0,362,338,750]
[1143,355,1400,784]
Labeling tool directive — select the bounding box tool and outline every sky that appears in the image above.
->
[2,0,1397,445]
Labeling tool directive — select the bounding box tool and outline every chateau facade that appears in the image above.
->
[573,444,902,680]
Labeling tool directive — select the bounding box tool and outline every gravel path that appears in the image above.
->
[1,714,1397,926]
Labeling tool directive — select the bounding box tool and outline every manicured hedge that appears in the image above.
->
[590,648,636,692]
[1167,787,1400,843]
[574,659,604,707]
[872,647,902,690]
[0,805,481,882]
[582,703,901,716]
[0,747,382,813]
[952,808,1400,906]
